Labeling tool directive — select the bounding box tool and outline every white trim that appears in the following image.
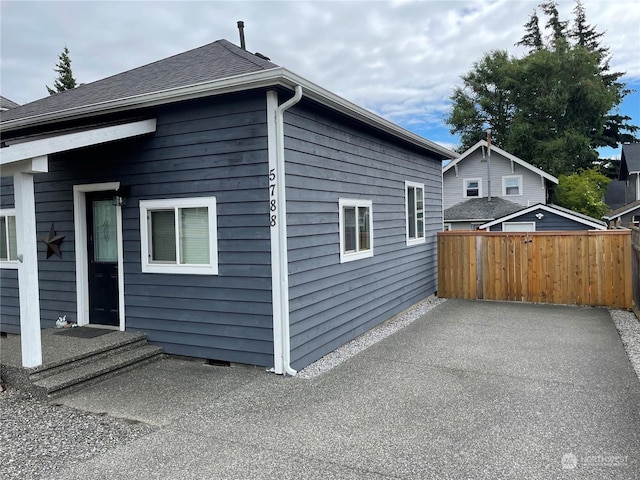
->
[0,208,18,269]
[139,197,218,275]
[14,172,42,367]
[339,198,374,263]
[502,175,523,196]
[405,180,426,246]
[603,202,640,220]
[2,69,455,160]
[479,203,607,230]
[73,182,126,330]
[0,155,49,177]
[443,140,558,185]
[443,223,452,231]
[2,119,157,165]
[637,173,640,201]
[502,221,536,232]
[463,177,482,198]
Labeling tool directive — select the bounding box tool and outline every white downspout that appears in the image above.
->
[267,86,302,376]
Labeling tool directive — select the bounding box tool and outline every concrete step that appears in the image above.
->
[33,344,164,398]
[28,335,149,383]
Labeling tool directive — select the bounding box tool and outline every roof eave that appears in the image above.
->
[1,67,457,160]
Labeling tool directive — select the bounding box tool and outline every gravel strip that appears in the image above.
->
[610,309,640,381]
[0,388,156,480]
[296,296,446,379]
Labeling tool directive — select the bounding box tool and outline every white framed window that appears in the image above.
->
[0,209,18,269]
[140,197,218,275]
[502,221,535,232]
[502,175,523,196]
[443,223,452,231]
[339,198,373,263]
[405,181,425,245]
[464,178,482,198]
[632,215,640,225]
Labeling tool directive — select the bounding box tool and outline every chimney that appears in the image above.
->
[237,21,246,50]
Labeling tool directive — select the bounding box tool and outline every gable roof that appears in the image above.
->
[443,140,558,184]
[479,203,607,230]
[0,96,20,110]
[619,143,640,179]
[444,197,523,222]
[0,39,455,160]
[602,199,640,220]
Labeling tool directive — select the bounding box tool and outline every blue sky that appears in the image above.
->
[1,1,638,161]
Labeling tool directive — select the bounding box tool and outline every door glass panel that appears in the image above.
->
[93,200,118,262]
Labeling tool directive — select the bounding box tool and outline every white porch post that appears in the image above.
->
[13,171,42,368]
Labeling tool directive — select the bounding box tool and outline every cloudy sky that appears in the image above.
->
[1,0,638,158]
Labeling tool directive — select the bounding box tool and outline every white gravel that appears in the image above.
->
[610,308,640,381]
[296,296,446,379]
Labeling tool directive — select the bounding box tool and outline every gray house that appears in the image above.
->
[604,143,640,228]
[0,39,454,373]
[443,140,558,230]
[479,203,607,232]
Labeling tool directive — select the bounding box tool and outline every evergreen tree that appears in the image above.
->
[516,10,544,52]
[540,1,569,49]
[46,46,77,95]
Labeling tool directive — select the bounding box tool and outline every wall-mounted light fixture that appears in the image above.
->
[535,213,544,220]
[112,185,130,206]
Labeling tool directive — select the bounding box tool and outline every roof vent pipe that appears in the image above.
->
[237,21,246,50]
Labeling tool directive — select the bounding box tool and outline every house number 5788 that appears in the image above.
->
[269,168,277,227]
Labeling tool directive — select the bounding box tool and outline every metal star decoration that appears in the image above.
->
[42,223,65,259]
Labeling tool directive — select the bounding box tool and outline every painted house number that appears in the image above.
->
[269,168,277,226]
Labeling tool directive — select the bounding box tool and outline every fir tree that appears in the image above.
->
[516,10,544,52]
[46,46,77,95]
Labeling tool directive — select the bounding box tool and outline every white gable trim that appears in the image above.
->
[602,201,640,220]
[479,204,607,230]
[1,119,157,165]
[443,140,558,185]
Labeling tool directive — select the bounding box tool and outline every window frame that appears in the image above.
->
[139,197,218,275]
[0,209,18,269]
[502,221,536,232]
[502,175,523,196]
[405,181,426,246]
[463,178,482,198]
[338,198,373,263]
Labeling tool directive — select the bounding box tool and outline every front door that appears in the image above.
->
[86,191,119,326]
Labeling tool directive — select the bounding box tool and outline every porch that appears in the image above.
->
[0,327,163,398]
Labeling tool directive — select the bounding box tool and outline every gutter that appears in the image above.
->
[267,86,302,376]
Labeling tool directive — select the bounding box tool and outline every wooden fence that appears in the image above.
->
[438,230,633,309]
[632,226,640,318]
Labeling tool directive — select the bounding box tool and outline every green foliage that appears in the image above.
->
[553,167,611,218]
[46,46,77,95]
[445,0,638,175]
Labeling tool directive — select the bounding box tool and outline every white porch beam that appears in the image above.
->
[1,155,49,177]
[14,171,42,368]
[1,118,157,165]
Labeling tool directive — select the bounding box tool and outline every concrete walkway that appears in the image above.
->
[54,300,640,479]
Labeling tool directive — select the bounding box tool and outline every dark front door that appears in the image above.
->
[86,191,119,326]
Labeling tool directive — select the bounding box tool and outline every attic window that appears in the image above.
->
[503,175,522,196]
[464,178,482,198]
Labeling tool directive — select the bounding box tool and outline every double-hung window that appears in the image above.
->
[339,199,373,263]
[140,197,218,275]
[464,178,481,198]
[502,175,522,196]
[0,209,18,269]
[405,181,425,246]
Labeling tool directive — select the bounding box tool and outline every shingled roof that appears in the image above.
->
[0,95,20,111]
[1,40,278,123]
[620,143,640,179]
[444,197,523,222]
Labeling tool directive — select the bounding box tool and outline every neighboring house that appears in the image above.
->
[602,199,640,229]
[444,197,522,231]
[443,140,558,230]
[0,39,455,373]
[479,203,607,232]
[620,143,640,205]
[0,95,19,111]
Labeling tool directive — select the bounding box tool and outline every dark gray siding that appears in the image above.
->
[283,101,442,370]
[489,209,597,231]
[0,178,19,333]
[2,92,274,365]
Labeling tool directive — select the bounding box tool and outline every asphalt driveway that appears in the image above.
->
[28,300,640,478]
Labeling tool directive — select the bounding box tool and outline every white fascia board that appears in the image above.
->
[443,140,558,185]
[479,203,606,230]
[1,119,156,165]
[2,68,457,161]
[603,202,640,220]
